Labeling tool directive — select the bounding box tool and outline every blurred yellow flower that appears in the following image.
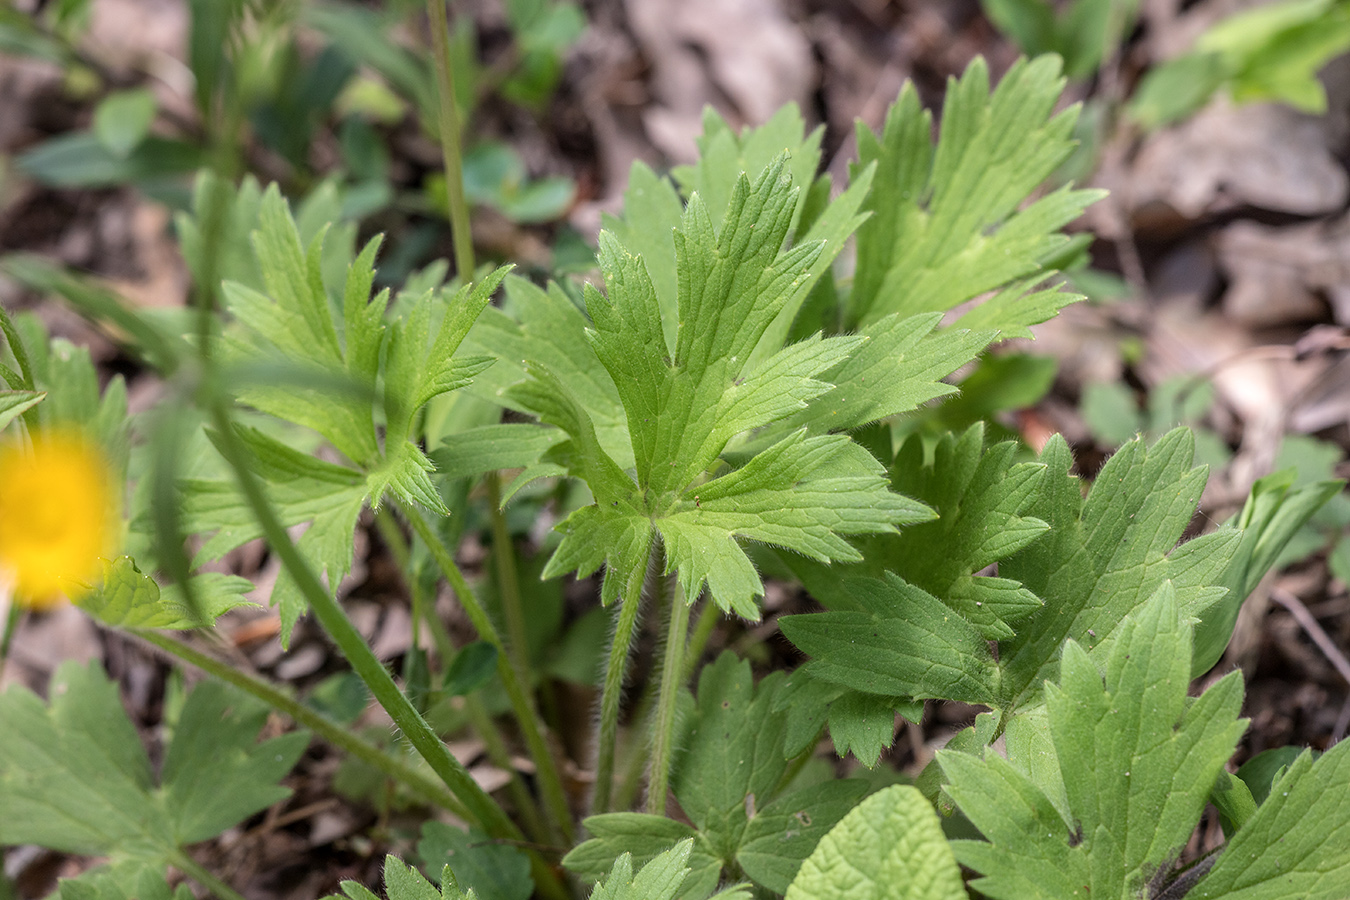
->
[0,428,118,609]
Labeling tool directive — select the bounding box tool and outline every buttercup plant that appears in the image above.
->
[0,14,1348,900]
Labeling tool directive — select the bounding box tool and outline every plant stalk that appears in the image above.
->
[203,399,517,840]
[403,503,575,844]
[171,849,249,900]
[484,471,534,705]
[426,0,476,280]
[590,556,650,815]
[646,583,690,815]
[373,506,551,846]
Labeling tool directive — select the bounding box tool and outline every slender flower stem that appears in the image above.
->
[0,604,21,677]
[172,849,248,900]
[426,0,476,281]
[646,584,690,814]
[682,596,718,679]
[373,507,551,845]
[204,400,517,840]
[485,471,533,700]
[591,557,650,815]
[403,503,575,844]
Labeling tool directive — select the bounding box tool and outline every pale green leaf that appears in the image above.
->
[784,784,967,900]
[430,423,566,481]
[0,663,303,865]
[941,584,1247,900]
[780,573,997,705]
[996,428,1239,710]
[161,681,309,844]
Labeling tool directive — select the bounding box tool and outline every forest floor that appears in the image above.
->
[1,1,1349,897]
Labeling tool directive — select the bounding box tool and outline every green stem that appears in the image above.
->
[204,400,517,839]
[485,472,533,700]
[682,596,718,679]
[426,0,476,280]
[0,604,22,678]
[591,558,650,815]
[612,571,672,812]
[646,584,690,815]
[171,849,248,900]
[375,507,552,846]
[133,629,472,820]
[403,504,575,844]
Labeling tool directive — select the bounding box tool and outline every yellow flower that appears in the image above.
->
[0,428,118,609]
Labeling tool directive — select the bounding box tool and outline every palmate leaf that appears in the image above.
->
[939,584,1247,900]
[179,184,505,643]
[847,54,1103,335]
[514,155,920,616]
[0,662,306,867]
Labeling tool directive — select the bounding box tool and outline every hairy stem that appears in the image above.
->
[403,504,575,844]
[646,584,690,814]
[426,0,476,280]
[591,557,651,815]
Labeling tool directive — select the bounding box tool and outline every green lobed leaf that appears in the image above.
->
[160,681,310,844]
[0,389,43,431]
[516,155,909,616]
[0,662,304,865]
[940,583,1247,900]
[591,840,697,900]
[331,854,478,900]
[1191,739,1350,899]
[784,784,966,900]
[847,55,1100,332]
[995,428,1239,710]
[563,815,719,900]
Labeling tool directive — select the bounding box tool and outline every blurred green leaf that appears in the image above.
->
[16,133,203,189]
[93,89,157,159]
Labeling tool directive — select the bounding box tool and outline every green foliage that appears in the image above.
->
[847,55,1101,333]
[0,662,306,867]
[175,182,506,641]
[1191,741,1350,899]
[54,863,194,900]
[1130,0,1350,128]
[498,154,921,617]
[566,654,867,897]
[75,556,255,629]
[330,855,478,900]
[979,0,1140,79]
[781,428,1323,761]
[784,785,965,900]
[417,823,533,900]
[939,583,1247,899]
